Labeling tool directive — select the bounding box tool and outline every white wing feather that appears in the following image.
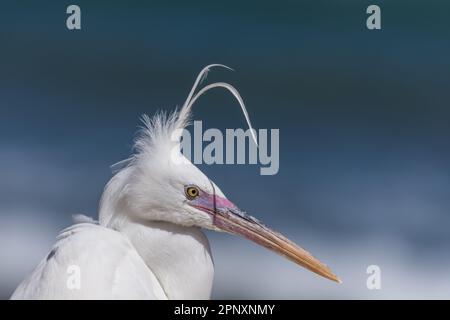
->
[10,222,167,300]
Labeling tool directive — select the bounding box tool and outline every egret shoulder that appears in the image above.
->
[11,222,167,300]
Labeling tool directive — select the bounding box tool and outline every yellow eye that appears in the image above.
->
[185,186,200,199]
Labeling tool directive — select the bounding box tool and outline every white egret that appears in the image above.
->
[11,65,340,300]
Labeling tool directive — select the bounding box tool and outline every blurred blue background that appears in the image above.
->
[1,0,449,299]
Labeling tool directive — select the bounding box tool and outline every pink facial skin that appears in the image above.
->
[188,187,237,215]
[187,187,261,230]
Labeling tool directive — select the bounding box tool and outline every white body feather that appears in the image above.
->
[11,220,214,299]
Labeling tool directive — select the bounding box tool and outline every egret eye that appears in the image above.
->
[185,186,200,199]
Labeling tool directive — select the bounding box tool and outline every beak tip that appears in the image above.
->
[328,274,342,284]
[318,267,341,284]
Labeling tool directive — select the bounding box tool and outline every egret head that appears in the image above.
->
[114,112,228,229]
[99,65,341,283]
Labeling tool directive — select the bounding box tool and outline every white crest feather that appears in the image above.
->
[111,64,258,172]
[175,64,258,146]
[183,81,258,146]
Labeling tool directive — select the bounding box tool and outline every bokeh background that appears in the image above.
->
[1,0,449,299]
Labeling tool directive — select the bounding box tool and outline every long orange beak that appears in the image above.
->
[190,193,341,283]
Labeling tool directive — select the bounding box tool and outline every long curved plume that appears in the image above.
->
[177,64,233,126]
[176,64,258,146]
[110,64,258,173]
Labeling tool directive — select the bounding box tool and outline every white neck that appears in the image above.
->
[118,217,214,299]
